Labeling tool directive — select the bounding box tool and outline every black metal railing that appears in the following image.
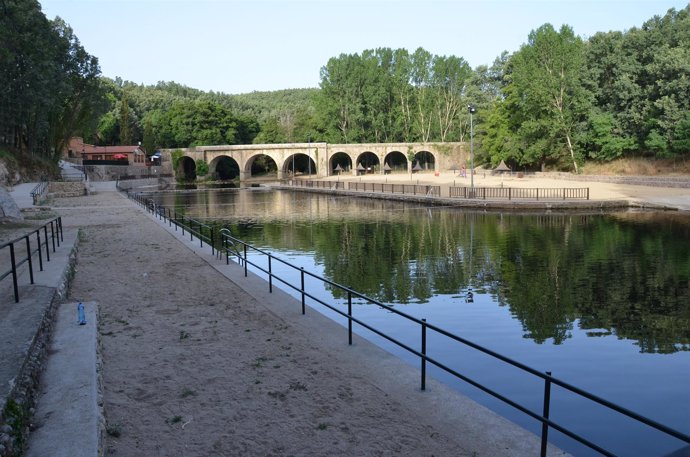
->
[1,217,63,303]
[126,191,688,456]
[287,179,589,201]
[289,179,441,197]
[127,191,217,257]
[30,181,49,205]
[449,186,589,200]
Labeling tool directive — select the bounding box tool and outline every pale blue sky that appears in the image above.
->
[39,0,689,94]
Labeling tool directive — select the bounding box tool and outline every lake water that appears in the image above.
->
[149,188,690,456]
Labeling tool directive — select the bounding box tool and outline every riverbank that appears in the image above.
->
[40,190,563,456]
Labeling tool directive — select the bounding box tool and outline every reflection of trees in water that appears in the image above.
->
[162,189,690,353]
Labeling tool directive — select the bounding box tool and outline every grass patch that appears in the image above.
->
[180,388,197,398]
[166,415,183,425]
[106,422,122,438]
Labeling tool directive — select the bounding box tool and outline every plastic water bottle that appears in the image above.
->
[77,302,86,325]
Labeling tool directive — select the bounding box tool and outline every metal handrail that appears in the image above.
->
[30,181,49,205]
[124,190,689,456]
[0,217,63,302]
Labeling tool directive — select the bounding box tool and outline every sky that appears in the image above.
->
[39,0,690,95]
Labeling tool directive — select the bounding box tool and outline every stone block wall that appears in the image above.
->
[48,181,87,198]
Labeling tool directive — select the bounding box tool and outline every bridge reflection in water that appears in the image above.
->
[150,188,690,457]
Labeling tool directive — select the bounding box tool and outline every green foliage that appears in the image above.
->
[585,111,637,161]
[3,398,30,450]
[645,129,671,158]
[509,24,589,172]
[119,93,133,145]
[316,47,474,144]
[195,159,209,176]
[0,1,105,159]
[171,149,184,170]
[671,112,690,153]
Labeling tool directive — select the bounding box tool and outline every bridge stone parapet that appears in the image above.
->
[163,142,468,182]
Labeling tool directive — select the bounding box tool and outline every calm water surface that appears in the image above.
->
[150,188,690,456]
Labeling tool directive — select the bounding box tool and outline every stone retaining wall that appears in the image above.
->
[48,181,87,198]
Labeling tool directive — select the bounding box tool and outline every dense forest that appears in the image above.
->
[2,0,689,172]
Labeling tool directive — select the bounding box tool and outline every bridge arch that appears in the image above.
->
[284,153,317,177]
[209,155,240,180]
[413,150,436,172]
[246,153,278,179]
[329,151,353,174]
[177,156,197,180]
[356,151,380,174]
[383,150,408,173]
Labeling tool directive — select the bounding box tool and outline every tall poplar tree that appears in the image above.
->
[510,24,589,172]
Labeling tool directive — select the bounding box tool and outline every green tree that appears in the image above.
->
[510,24,590,172]
[0,1,104,159]
[119,93,133,145]
[671,112,690,153]
[430,55,472,142]
[584,110,636,161]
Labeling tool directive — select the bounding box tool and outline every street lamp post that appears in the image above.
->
[308,133,311,176]
[468,104,476,193]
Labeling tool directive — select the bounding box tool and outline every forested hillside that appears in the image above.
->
[2,1,689,173]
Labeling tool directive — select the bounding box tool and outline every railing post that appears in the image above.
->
[43,226,50,262]
[268,255,273,293]
[50,220,56,252]
[210,227,215,256]
[421,318,427,391]
[25,236,34,284]
[10,244,19,303]
[587,188,590,200]
[244,244,248,277]
[36,231,43,271]
[347,291,353,345]
[540,371,552,457]
[300,267,306,315]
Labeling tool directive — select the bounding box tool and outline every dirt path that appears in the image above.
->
[54,191,480,457]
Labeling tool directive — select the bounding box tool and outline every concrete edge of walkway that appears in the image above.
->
[135,194,571,456]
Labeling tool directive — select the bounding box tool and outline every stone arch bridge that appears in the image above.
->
[165,142,468,181]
